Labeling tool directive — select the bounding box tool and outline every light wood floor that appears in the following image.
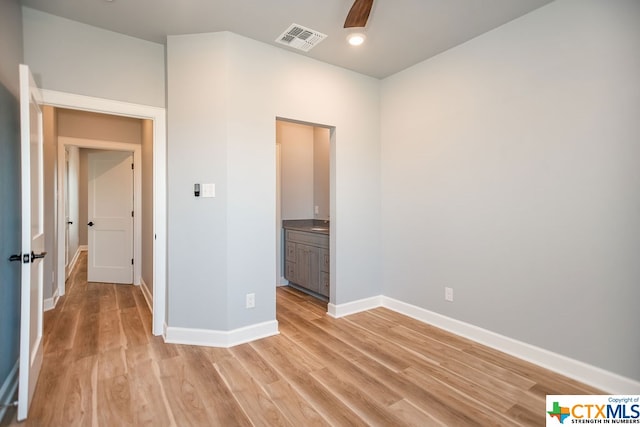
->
[3,252,602,426]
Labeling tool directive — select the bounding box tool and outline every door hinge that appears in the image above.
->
[131,210,134,217]
[131,163,134,170]
[131,258,134,265]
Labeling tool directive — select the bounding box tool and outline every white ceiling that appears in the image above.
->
[19,0,554,79]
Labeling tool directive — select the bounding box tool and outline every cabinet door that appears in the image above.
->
[307,245,320,293]
[286,241,296,262]
[284,242,296,283]
[319,272,329,297]
[285,261,296,283]
[295,245,309,288]
[320,248,329,272]
[295,244,320,293]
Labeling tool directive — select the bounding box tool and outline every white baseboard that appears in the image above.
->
[327,295,382,318]
[326,294,640,394]
[164,320,279,348]
[276,276,288,287]
[0,360,18,423]
[44,287,60,312]
[139,278,153,312]
[66,245,87,279]
[381,296,640,395]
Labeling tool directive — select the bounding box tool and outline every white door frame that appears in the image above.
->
[44,89,166,336]
[59,138,141,284]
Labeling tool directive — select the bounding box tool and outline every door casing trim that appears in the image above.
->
[43,89,166,336]
[57,137,141,286]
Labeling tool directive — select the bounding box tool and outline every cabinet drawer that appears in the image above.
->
[286,230,329,248]
[285,241,296,262]
[320,248,329,272]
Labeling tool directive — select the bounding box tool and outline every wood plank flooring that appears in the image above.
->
[2,252,602,426]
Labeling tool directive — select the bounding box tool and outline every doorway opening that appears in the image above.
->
[44,90,166,336]
[60,142,140,286]
[275,118,334,305]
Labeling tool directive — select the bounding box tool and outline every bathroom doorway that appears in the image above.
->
[275,118,332,301]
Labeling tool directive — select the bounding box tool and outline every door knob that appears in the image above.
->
[8,253,22,262]
[67,221,73,225]
[30,251,47,262]
[88,221,94,227]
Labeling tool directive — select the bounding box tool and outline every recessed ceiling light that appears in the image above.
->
[346,33,366,46]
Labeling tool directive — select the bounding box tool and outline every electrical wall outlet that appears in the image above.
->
[246,293,255,308]
[445,287,454,302]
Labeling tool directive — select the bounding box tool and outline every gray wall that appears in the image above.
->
[0,2,22,94]
[380,0,640,381]
[22,7,165,107]
[279,120,314,220]
[58,109,144,146]
[66,146,80,270]
[79,150,88,246]
[167,31,381,331]
[58,109,143,247]
[167,33,230,330]
[141,120,154,295]
[0,0,22,415]
[278,122,330,220]
[313,127,330,220]
[42,106,57,301]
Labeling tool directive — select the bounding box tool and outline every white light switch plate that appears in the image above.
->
[445,287,454,302]
[201,183,215,198]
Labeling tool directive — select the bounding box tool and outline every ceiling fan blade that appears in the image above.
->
[344,0,374,28]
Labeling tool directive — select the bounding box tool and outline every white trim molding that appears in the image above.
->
[277,276,289,287]
[326,293,640,394]
[58,137,142,287]
[139,278,153,312]
[327,295,382,318]
[164,321,279,348]
[43,287,60,312]
[66,245,86,280]
[381,296,640,395]
[0,360,18,422]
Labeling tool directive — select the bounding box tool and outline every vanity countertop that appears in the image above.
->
[283,219,329,235]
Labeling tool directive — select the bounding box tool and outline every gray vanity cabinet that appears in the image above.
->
[319,248,330,296]
[284,230,329,297]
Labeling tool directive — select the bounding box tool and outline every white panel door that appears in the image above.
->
[87,151,134,284]
[17,64,45,422]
